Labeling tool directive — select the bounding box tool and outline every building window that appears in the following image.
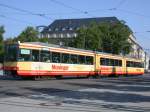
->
[45,34,47,38]
[49,28,51,31]
[70,33,74,37]
[60,34,64,38]
[63,33,66,38]
[67,33,71,38]
[49,34,52,38]
[56,34,60,38]
[73,33,77,37]
[40,34,43,38]
[62,28,66,31]
[53,34,56,38]
[47,34,50,38]
[55,28,59,31]
[69,27,73,30]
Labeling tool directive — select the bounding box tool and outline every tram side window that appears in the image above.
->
[32,50,40,62]
[114,60,118,66]
[52,52,60,63]
[134,62,138,67]
[40,51,51,62]
[128,61,133,67]
[110,59,114,66]
[127,61,142,67]
[127,61,130,67]
[140,62,144,68]
[114,60,122,66]
[100,58,110,66]
[70,54,78,64]
[100,58,106,65]
[105,58,110,66]
[78,55,85,64]
[62,53,70,63]
[128,62,131,67]
[86,56,93,65]
[119,60,122,66]
[135,62,144,68]
[139,62,143,68]
[18,49,31,61]
[100,58,122,66]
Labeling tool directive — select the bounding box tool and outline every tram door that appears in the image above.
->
[124,59,127,75]
[31,50,40,75]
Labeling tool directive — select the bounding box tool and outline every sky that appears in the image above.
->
[0,0,150,51]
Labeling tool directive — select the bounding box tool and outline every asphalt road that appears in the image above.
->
[0,74,150,112]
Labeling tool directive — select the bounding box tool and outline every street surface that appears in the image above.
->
[0,74,150,112]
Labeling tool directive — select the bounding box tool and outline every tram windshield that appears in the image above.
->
[5,44,18,61]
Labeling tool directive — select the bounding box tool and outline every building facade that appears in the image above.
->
[40,17,119,45]
[40,17,149,70]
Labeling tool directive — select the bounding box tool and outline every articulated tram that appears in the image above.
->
[4,42,144,79]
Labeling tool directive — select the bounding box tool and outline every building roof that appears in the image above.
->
[41,17,119,33]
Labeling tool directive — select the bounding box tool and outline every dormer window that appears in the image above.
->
[67,33,71,38]
[55,28,59,31]
[62,28,66,31]
[49,28,51,31]
[69,27,73,30]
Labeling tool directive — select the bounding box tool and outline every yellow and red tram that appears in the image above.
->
[4,42,144,79]
[96,53,126,76]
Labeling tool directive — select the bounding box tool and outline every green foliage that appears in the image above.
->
[0,26,5,62]
[74,23,102,50]
[38,37,49,43]
[74,21,132,55]
[0,26,4,42]
[16,26,39,42]
[5,26,50,44]
[4,38,16,44]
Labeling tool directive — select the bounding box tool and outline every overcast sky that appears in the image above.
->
[0,0,150,51]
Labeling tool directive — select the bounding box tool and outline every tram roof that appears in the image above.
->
[16,42,142,60]
[21,42,95,53]
[21,42,114,55]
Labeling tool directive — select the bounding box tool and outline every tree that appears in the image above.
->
[16,26,39,42]
[0,26,5,62]
[74,21,132,55]
[4,37,16,44]
[74,23,103,51]
[38,37,49,43]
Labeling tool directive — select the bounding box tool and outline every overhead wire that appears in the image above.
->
[0,11,83,15]
[116,9,150,19]
[134,31,150,34]
[1,1,150,20]
[49,0,95,17]
[1,0,149,20]
[114,0,127,9]
[1,1,150,42]
[0,3,52,20]
[0,14,36,25]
